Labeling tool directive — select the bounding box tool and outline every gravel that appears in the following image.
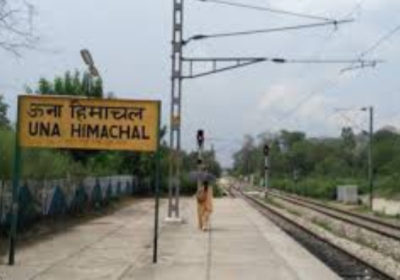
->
[264,196,400,280]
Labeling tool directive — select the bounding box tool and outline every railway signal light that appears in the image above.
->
[263,143,270,156]
[197,129,204,147]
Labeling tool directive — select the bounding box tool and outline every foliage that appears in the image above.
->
[22,149,75,180]
[373,174,400,197]
[0,95,10,129]
[213,183,224,197]
[0,87,223,198]
[0,128,14,180]
[233,127,400,199]
[180,174,224,197]
[29,70,103,98]
[180,174,197,195]
[85,152,124,177]
[24,70,106,166]
[182,148,222,178]
[0,129,123,181]
[232,135,261,176]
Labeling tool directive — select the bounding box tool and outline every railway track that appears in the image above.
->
[268,190,400,242]
[236,188,395,280]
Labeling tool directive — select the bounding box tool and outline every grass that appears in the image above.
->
[353,204,400,222]
[353,204,370,214]
[264,197,282,208]
[264,196,303,217]
[266,191,397,259]
[286,208,302,217]
[311,217,333,232]
[351,229,382,253]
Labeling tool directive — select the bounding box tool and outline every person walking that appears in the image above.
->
[197,180,213,231]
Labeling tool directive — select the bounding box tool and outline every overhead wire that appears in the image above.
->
[189,0,368,135]
[342,18,400,72]
[337,111,367,133]
[196,0,335,22]
[292,0,366,79]
[274,8,400,127]
[192,0,397,147]
[193,0,372,160]
[255,0,366,133]
[185,20,352,42]
[359,24,400,59]
[275,76,344,124]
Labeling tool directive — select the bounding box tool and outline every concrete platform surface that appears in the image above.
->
[0,198,340,280]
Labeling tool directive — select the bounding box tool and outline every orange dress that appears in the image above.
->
[197,186,213,230]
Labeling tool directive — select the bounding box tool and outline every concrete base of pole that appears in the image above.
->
[164,216,185,223]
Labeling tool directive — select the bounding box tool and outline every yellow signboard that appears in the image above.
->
[18,95,160,152]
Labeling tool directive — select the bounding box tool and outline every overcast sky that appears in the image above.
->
[1,0,400,166]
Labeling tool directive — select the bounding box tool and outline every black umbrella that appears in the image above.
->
[188,171,217,183]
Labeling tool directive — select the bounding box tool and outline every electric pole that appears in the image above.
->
[168,0,185,219]
[368,106,374,210]
[197,130,205,192]
[263,143,270,197]
[167,0,382,219]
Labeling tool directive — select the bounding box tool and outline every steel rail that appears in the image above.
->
[237,189,395,280]
[268,190,400,242]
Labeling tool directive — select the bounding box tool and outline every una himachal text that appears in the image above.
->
[26,102,150,140]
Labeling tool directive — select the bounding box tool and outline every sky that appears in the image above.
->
[2,0,400,167]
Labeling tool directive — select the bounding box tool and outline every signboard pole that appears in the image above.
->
[153,103,161,264]
[9,98,22,265]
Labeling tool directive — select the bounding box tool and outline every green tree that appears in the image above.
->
[0,94,10,128]
[341,127,356,150]
[340,127,357,175]
[32,70,104,98]
[72,71,83,96]
[181,149,222,178]
[231,127,400,198]
[233,135,260,176]
[0,128,14,179]
[27,70,106,173]
[38,78,53,95]
[63,71,73,95]
[119,126,169,179]
[280,130,306,149]
[54,77,64,95]
[373,130,400,175]
[91,78,103,98]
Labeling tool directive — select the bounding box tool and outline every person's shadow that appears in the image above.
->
[208,226,228,233]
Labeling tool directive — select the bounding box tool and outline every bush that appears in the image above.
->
[0,128,14,180]
[180,175,223,197]
[270,178,293,193]
[213,183,224,198]
[271,177,339,200]
[297,178,336,199]
[180,175,197,196]
[374,174,400,197]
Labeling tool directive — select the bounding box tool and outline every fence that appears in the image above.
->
[0,175,139,232]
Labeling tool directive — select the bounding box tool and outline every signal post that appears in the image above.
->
[196,130,205,191]
[263,143,270,197]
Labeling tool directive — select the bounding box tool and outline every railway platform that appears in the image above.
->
[0,197,340,280]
